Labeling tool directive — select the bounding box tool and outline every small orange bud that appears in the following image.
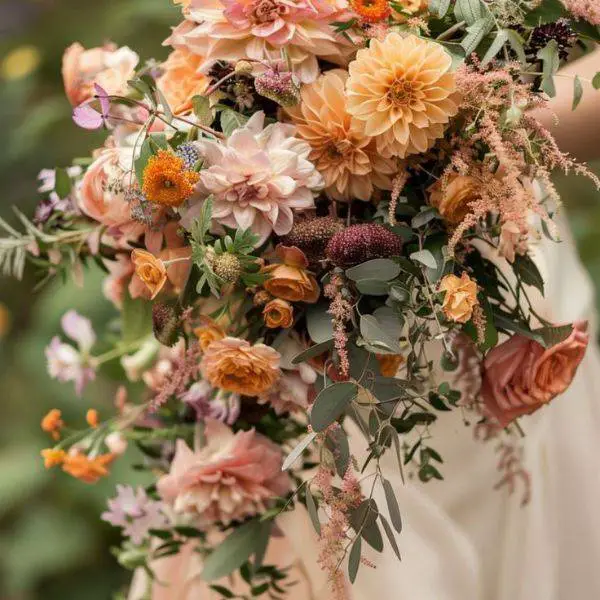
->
[41,448,67,469]
[86,409,100,428]
[41,409,64,440]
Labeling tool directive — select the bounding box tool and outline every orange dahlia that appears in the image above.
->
[142,150,199,207]
[200,337,281,396]
[346,33,458,158]
[286,70,396,202]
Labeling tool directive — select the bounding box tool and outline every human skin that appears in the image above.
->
[533,48,600,162]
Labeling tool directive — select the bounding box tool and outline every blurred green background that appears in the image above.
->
[0,1,598,598]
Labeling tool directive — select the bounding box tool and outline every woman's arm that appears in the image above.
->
[533,48,600,162]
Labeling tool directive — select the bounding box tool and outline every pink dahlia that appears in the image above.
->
[186,112,323,245]
[157,419,289,525]
[166,0,353,83]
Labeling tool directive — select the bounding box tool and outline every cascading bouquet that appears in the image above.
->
[2,0,600,597]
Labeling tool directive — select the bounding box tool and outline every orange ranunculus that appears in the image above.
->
[262,246,320,304]
[131,249,168,300]
[62,451,116,484]
[194,316,226,352]
[61,42,138,106]
[428,174,479,225]
[263,299,294,329]
[439,272,479,324]
[376,354,405,377]
[157,48,209,115]
[200,337,281,396]
[482,321,590,427]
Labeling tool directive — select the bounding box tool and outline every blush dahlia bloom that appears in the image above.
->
[188,112,323,245]
[167,0,351,83]
[346,33,458,158]
[62,43,139,106]
[45,311,97,396]
[285,70,396,201]
[482,322,590,427]
[200,336,281,396]
[157,419,289,525]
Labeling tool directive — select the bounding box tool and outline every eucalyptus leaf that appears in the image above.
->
[573,75,583,110]
[349,499,384,552]
[192,95,213,127]
[379,515,402,561]
[506,30,527,65]
[481,30,509,67]
[292,339,334,364]
[593,72,600,90]
[310,382,358,432]
[534,323,573,349]
[54,168,72,199]
[306,487,321,535]
[121,292,153,344]
[282,431,317,470]
[537,40,560,98]
[306,303,334,344]
[326,425,351,477]
[410,250,437,270]
[221,109,249,136]
[355,279,390,296]
[346,259,401,283]
[348,536,362,583]
[382,478,403,533]
[512,254,545,294]
[201,520,270,581]
[360,315,402,354]
[411,207,439,229]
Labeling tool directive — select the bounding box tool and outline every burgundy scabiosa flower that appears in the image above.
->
[325,223,403,267]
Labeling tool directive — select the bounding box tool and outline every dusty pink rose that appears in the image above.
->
[62,43,139,106]
[482,321,589,427]
[157,419,289,526]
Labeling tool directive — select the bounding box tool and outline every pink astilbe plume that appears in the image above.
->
[561,0,600,25]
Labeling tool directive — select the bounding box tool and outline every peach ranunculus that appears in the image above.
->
[200,337,281,396]
[263,299,294,329]
[428,174,479,225]
[439,272,479,324]
[193,316,226,351]
[346,33,458,158]
[157,48,209,115]
[285,70,396,202]
[131,250,168,299]
[262,246,320,304]
[62,42,139,106]
[157,419,289,525]
[482,322,590,427]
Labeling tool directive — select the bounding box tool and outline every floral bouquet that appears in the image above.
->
[2,0,600,597]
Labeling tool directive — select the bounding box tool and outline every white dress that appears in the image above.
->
[347,213,600,600]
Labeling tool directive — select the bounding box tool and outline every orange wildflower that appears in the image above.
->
[41,448,67,469]
[62,452,116,484]
[41,409,64,441]
[350,0,391,23]
[142,150,199,207]
[86,409,100,428]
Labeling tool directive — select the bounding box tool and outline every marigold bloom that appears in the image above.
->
[439,272,479,324]
[263,299,294,329]
[41,448,67,469]
[86,409,100,428]
[41,409,64,440]
[350,0,391,23]
[62,452,116,484]
[131,249,168,300]
[285,70,396,202]
[142,151,199,207]
[347,33,458,158]
[200,337,281,396]
[262,246,320,303]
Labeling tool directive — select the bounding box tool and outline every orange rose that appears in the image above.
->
[194,317,226,351]
[61,42,138,106]
[482,321,589,426]
[263,246,320,304]
[157,48,209,115]
[429,174,479,225]
[131,249,168,300]
[263,299,294,329]
[200,337,281,396]
[439,272,479,324]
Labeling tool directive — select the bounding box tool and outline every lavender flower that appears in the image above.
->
[102,485,169,545]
